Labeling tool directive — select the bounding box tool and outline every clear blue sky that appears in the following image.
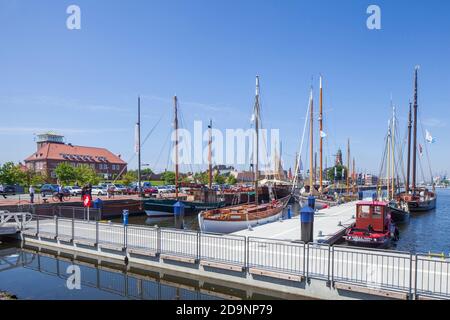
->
[1,0,449,179]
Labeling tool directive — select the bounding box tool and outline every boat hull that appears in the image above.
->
[199,209,283,234]
[389,205,409,223]
[408,197,437,212]
[144,199,226,217]
[345,237,391,249]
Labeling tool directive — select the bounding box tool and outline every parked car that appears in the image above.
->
[143,186,158,194]
[40,184,59,196]
[156,186,172,194]
[91,186,107,196]
[40,184,70,197]
[4,185,17,195]
[66,186,82,196]
[112,184,127,194]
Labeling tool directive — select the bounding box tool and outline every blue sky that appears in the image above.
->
[1,0,449,179]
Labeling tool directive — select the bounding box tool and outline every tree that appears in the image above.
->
[54,163,76,185]
[74,165,100,186]
[122,172,137,186]
[161,171,176,185]
[214,173,226,185]
[327,165,347,182]
[0,162,27,185]
[226,175,237,185]
[193,172,208,185]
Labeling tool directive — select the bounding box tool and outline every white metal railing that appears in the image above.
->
[20,214,450,300]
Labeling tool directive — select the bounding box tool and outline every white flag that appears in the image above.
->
[320,131,327,138]
[250,113,256,123]
[425,130,435,144]
[134,124,139,154]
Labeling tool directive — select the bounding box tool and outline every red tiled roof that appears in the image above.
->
[25,143,126,165]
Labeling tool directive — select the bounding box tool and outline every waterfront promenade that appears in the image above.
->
[5,213,448,300]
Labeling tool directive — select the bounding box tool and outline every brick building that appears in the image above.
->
[24,133,127,181]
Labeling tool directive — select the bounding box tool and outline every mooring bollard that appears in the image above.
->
[307,196,316,210]
[122,209,129,226]
[300,205,315,243]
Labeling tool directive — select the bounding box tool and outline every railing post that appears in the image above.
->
[244,237,248,271]
[414,254,418,300]
[157,227,161,254]
[55,215,59,239]
[331,246,335,287]
[95,220,99,246]
[306,243,310,282]
[327,245,331,287]
[409,253,413,300]
[36,212,40,236]
[197,232,201,262]
[72,211,75,241]
[124,225,128,249]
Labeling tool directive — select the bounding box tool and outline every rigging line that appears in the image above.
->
[112,113,165,184]
[396,122,408,185]
[152,129,172,174]
[292,99,310,192]
[418,117,434,183]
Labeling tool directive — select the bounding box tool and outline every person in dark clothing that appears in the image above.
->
[0,184,6,199]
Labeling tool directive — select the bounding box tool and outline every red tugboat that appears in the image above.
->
[345,201,399,248]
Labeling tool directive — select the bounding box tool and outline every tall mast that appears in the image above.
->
[309,88,314,195]
[387,120,391,199]
[346,139,350,194]
[137,96,142,196]
[254,76,260,206]
[319,76,324,193]
[412,67,419,195]
[391,105,396,199]
[208,119,213,189]
[406,102,412,194]
[174,96,179,200]
[352,157,356,194]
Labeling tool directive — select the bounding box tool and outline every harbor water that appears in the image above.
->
[0,242,290,300]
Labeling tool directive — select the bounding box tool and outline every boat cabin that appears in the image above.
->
[355,201,390,232]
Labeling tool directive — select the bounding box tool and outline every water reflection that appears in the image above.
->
[0,243,285,300]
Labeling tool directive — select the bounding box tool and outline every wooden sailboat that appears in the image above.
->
[144,96,226,217]
[199,76,290,234]
[377,103,410,223]
[396,67,437,212]
[296,77,337,208]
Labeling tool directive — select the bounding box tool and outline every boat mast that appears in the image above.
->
[319,76,323,193]
[352,157,356,194]
[406,102,412,194]
[346,139,350,195]
[309,87,314,195]
[387,120,391,200]
[174,96,179,200]
[208,119,213,189]
[412,67,419,195]
[137,96,142,196]
[254,76,260,206]
[391,105,396,199]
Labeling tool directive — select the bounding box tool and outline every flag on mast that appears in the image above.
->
[134,123,139,154]
[320,131,327,138]
[425,130,436,144]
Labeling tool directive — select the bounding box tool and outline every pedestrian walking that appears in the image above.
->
[0,184,7,199]
[29,185,35,204]
[57,184,64,202]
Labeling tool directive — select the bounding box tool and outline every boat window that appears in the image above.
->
[372,206,382,219]
[358,205,371,218]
